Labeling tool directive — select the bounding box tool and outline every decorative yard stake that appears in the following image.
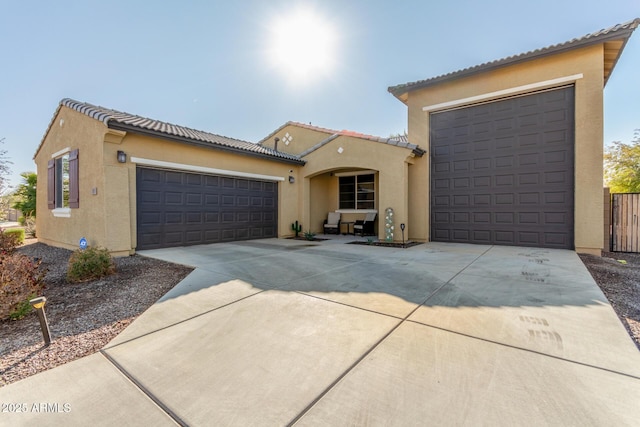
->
[384,208,394,242]
[400,223,406,248]
[291,221,302,238]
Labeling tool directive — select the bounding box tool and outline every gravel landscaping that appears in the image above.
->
[1,240,638,388]
[0,240,193,387]
[579,252,640,351]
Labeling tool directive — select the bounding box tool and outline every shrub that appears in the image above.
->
[0,228,22,254]
[67,246,115,283]
[0,253,46,321]
[304,230,316,241]
[5,228,25,244]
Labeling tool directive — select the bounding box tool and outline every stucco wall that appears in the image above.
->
[261,124,334,156]
[35,107,109,253]
[36,106,304,255]
[403,44,605,254]
[301,135,419,240]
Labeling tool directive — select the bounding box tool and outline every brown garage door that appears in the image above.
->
[136,167,278,250]
[430,86,574,249]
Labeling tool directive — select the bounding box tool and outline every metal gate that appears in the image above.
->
[611,193,640,252]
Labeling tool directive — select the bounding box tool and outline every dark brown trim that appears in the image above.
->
[68,149,79,208]
[47,159,55,209]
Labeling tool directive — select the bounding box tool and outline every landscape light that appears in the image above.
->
[29,296,52,346]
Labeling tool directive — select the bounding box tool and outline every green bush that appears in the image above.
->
[67,246,115,283]
[5,228,25,243]
[0,253,46,321]
[0,228,22,254]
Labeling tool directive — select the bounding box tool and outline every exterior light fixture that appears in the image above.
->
[400,223,406,248]
[29,296,52,346]
[289,175,295,184]
[117,150,127,163]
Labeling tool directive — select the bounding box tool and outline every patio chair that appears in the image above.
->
[323,212,341,234]
[354,212,377,236]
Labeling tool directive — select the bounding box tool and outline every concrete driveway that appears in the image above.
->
[2,238,640,426]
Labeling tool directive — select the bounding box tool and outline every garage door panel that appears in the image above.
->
[186,231,203,243]
[205,176,220,186]
[519,133,540,147]
[186,193,202,205]
[186,212,202,224]
[165,172,183,185]
[186,174,202,185]
[205,212,220,223]
[205,194,220,206]
[431,86,574,249]
[165,212,183,224]
[137,168,278,250]
[165,192,183,204]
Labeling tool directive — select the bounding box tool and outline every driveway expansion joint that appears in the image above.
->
[406,319,640,380]
[99,350,187,426]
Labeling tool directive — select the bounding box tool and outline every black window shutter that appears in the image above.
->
[68,149,79,208]
[47,159,55,209]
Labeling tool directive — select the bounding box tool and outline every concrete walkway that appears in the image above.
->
[2,238,639,426]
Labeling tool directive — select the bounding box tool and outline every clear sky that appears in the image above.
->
[1,0,639,191]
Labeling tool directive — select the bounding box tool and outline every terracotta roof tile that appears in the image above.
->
[55,99,304,164]
[259,121,424,156]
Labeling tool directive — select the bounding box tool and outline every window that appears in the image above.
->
[339,173,375,210]
[55,154,70,208]
[48,149,79,211]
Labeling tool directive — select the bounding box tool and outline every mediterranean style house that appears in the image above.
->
[34,19,638,256]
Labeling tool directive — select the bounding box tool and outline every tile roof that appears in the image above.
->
[37,99,304,164]
[259,121,425,157]
[389,18,640,99]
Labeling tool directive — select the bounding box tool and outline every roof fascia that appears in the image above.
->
[107,122,306,166]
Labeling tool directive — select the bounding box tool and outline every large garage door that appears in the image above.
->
[136,167,278,250]
[430,86,574,249]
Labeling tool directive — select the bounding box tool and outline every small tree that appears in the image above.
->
[12,172,37,218]
[604,130,640,193]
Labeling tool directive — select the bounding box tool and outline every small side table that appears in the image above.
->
[342,221,355,235]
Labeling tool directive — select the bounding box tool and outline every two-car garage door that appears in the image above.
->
[430,86,575,249]
[136,167,278,250]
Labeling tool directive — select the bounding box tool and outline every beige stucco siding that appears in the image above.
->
[261,124,333,156]
[404,44,605,254]
[35,108,109,253]
[301,135,420,239]
[36,106,304,255]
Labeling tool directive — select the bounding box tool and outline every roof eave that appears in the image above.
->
[107,122,306,166]
[388,19,639,98]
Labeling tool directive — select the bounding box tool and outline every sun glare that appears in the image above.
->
[267,7,338,85]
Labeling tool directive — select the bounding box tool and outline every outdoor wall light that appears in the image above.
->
[117,150,127,163]
[29,296,52,346]
[289,175,295,184]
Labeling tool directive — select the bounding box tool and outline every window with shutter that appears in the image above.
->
[68,149,79,208]
[47,160,55,209]
[49,148,79,213]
